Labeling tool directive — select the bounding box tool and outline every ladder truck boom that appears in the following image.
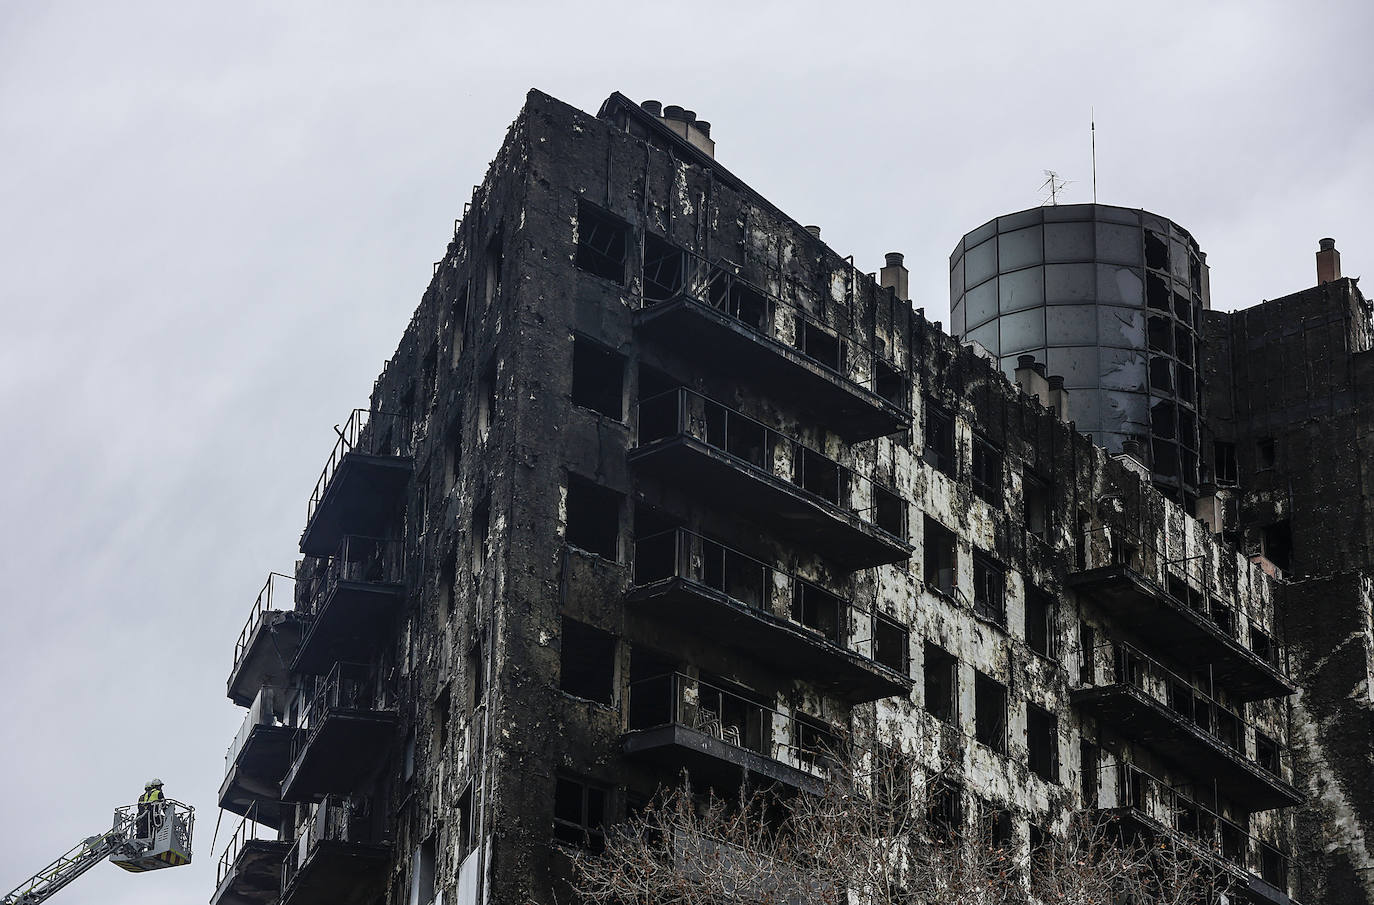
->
[2,799,194,905]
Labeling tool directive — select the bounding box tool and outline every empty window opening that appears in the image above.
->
[972,551,1006,626]
[1152,439,1180,478]
[1146,272,1171,311]
[1080,740,1099,807]
[409,834,436,905]
[1078,621,1095,684]
[574,201,627,285]
[631,504,680,586]
[565,476,621,560]
[642,233,685,302]
[477,358,497,442]
[1145,230,1169,271]
[1175,323,1194,364]
[1149,356,1173,391]
[1027,703,1059,783]
[1256,437,1277,471]
[923,518,957,596]
[979,800,1014,852]
[1261,520,1292,572]
[971,434,1002,505]
[874,615,909,675]
[1025,587,1057,659]
[471,499,490,574]
[483,230,503,309]
[560,617,616,706]
[433,684,452,752]
[449,289,468,367]
[571,337,625,419]
[553,776,607,852]
[1211,601,1237,637]
[926,780,961,844]
[1177,365,1196,403]
[793,713,839,768]
[704,537,770,610]
[443,418,462,495]
[792,582,844,643]
[1023,473,1051,540]
[437,551,456,622]
[1151,399,1177,439]
[1173,290,1193,324]
[873,485,906,537]
[974,671,1007,753]
[708,272,769,331]
[627,647,676,729]
[1255,731,1281,775]
[635,365,678,442]
[797,447,842,504]
[468,640,486,710]
[800,320,845,373]
[875,360,907,406]
[1216,707,1242,749]
[924,402,957,477]
[874,743,912,833]
[457,785,475,858]
[704,401,769,469]
[923,642,958,723]
[1259,844,1288,889]
[1251,626,1276,666]
[403,728,416,781]
[1147,315,1173,353]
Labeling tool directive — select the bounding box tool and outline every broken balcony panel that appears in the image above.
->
[627,529,912,702]
[623,672,827,796]
[211,806,291,905]
[299,409,413,557]
[280,796,390,905]
[634,254,908,442]
[630,388,913,569]
[219,686,293,827]
[293,536,405,675]
[280,663,398,802]
[227,572,304,707]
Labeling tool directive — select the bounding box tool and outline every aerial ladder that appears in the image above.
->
[1,797,194,905]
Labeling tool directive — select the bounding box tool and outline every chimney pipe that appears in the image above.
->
[1014,355,1051,407]
[641,99,663,116]
[805,225,822,239]
[695,120,711,138]
[663,105,685,121]
[880,251,909,301]
[1317,237,1342,284]
[1048,375,1070,422]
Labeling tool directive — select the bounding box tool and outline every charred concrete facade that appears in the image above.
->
[212,89,1305,905]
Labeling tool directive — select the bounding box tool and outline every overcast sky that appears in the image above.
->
[1,2,1370,902]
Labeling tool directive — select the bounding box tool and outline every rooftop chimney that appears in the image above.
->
[805,225,822,239]
[1317,237,1342,284]
[1014,355,1051,407]
[647,102,716,158]
[880,252,909,301]
[1047,374,1070,422]
[641,100,663,117]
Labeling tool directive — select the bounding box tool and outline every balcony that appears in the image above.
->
[629,530,911,702]
[280,796,390,905]
[280,663,398,802]
[635,249,910,442]
[219,687,293,827]
[227,573,304,707]
[293,536,405,675]
[624,672,832,795]
[631,389,913,569]
[1067,553,1293,700]
[300,409,412,557]
[211,805,291,905]
[1090,763,1298,905]
[1073,641,1301,811]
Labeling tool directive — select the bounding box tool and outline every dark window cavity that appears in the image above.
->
[974,670,1007,753]
[875,360,907,407]
[923,517,957,596]
[979,800,1014,852]
[1024,587,1057,659]
[483,229,503,310]
[1214,440,1238,485]
[923,643,958,724]
[874,614,909,675]
[924,402,956,477]
[477,358,497,441]
[469,639,486,709]
[1256,732,1281,776]
[553,776,607,852]
[565,475,621,560]
[574,201,628,285]
[642,233,685,302]
[793,714,839,768]
[449,289,468,368]
[560,617,616,705]
[571,336,625,419]
[971,434,1002,505]
[873,485,906,538]
[1257,437,1276,470]
[471,499,490,574]
[792,582,843,643]
[1023,472,1050,540]
[800,320,845,373]
[972,551,1005,626]
[1261,520,1293,572]
[1027,703,1059,783]
[926,779,961,844]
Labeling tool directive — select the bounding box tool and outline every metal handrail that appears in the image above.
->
[1092,761,1293,890]
[217,803,275,886]
[627,672,839,778]
[290,662,394,764]
[1079,641,1293,781]
[232,572,294,670]
[301,535,405,619]
[633,387,906,537]
[281,796,375,893]
[225,686,286,775]
[639,243,905,400]
[631,528,874,654]
[306,408,409,526]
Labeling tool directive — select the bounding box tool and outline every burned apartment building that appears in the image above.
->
[212,89,1310,905]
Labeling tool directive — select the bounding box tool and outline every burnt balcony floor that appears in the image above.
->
[627,436,912,569]
[293,580,405,675]
[219,724,293,827]
[635,297,909,442]
[280,840,391,905]
[299,453,412,557]
[1067,565,1293,700]
[211,839,291,905]
[627,577,911,703]
[280,709,398,802]
[228,611,304,707]
[1072,685,1301,810]
[623,723,825,796]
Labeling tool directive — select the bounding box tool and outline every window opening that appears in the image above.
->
[793,713,839,769]
[566,475,621,560]
[926,779,961,844]
[924,402,956,477]
[1080,740,1099,806]
[971,434,1002,505]
[923,643,958,723]
[571,337,625,419]
[483,230,503,309]
[642,233,685,302]
[1023,472,1050,540]
[791,582,843,643]
[574,201,627,284]
[978,800,1014,852]
[1256,732,1281,776]
[974,670,1007,753]
[923,517,957,596]
[1256,437,1276,470]
[470,499,490,574]
[560,617,616,705]
[1024,587,1057,658]
[800,320,845,373]
[449,289,468,367]
[874,614,908,675]
[972,551,1006,626]
[409,834,436,905]
[1027,703,1059,782]
[797,447,842,504]
[434,684,452,752]
[873,485,906,537]
[553,777,607,852]
[457,785,474,858]
[477,358,497,442]
[875,360,907,406]
[469,640,486,709]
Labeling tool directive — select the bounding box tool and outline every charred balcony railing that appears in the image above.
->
[631,388,912,569]
[636,242,909,442]
[1074,640,1300,811]
[300,408,412,557]
[629,529,911,701]
[212,803,290,905]
[623,672,834,794]
[1090,762,1296,905]
[1067,530,1293,700]
[227,572,303,707]
[219,686,292,827]
[281,662,398,802]
[293,535,405,674]
[280,795,389,905]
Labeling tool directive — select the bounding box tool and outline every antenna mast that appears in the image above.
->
[1091,107,1098,203]
[1039,170,1070,206]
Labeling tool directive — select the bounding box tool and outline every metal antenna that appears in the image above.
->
[1040,170,1071,206]
[1091,107,1097,203]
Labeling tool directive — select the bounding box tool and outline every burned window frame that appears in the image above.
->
[574,201,629,285]
[974,669,1008,754]
[923,400,957,478]
[873,613,910,676]
[570,334,626,420]
[971,433,1003,505]
[559,616,618,706]
[1024,585,1058,660]
[923,642,959,725]
[923,517,957,597]
[565,474,623,561]
[553,775,608,852]
[1026,702,1059,783]
[971,550,1006,627]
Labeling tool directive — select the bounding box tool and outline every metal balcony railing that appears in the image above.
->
[217,803,277,887]
[225,686,287,775]
[634,388,906,538]
[300,536,405,619]
[627,672,839,779]
[639,244,905,403]
[1091,761,1294,893]
[632,528,866,650]
[233,572,294,672]
[306,409,410,528]
[281,795,378,893]
[291,662,394,762]
[1080,640,1293,782]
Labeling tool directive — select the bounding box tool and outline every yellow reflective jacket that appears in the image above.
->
[139,788,164,805]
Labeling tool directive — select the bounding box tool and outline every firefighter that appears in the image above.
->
[136,779,164,839]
